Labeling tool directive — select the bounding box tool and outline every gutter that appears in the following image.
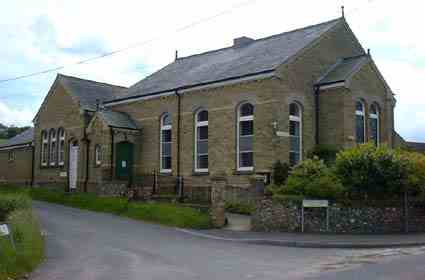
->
[83,124,90,192]
[104,70,276,106]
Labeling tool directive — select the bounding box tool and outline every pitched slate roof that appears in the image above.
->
[316,55,369,85]
[406,142,425,153]
[98,110,138,130]
[119,18,343,100]
[0,127,34,148]
[58,74,128,111]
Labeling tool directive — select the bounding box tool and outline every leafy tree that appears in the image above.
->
[334,144,410,199]
[306,144,339,165]
[272,160,290,186]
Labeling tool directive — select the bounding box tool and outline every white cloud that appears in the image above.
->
[0,0,425,142]
[0,102,34,127]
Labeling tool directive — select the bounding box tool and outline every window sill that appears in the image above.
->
[160,171,173,176]
[234,170,255,175]
[192,171,209,176]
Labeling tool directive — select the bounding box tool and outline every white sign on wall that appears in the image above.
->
[303,200,329,208]
[276,131,290,137]
[0,224,10,236]
[59,172,67,178]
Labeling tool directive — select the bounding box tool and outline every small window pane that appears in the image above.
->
[356,101,364,112]
[240,103,254,117]
[197,110,208,122]
[356,115,365,143]
[240,121,253,136]
[161,156,172,170]
[162,143,171,156]
[289,121,300,136]
[240,152,253,167]
[197,155,208,169]
[290,136,300,152]
[239,136,253,152]
[162,114,172,126]
[290,103,300,117]
[197,140,208,154]
[370,118,378,146]
[290,152,300,166]
[162,130,172,142]
[197,126,208,140]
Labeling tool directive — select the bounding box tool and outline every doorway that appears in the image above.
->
[115,141,134,180]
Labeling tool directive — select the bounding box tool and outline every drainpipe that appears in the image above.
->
[30,143,35,187]
[174,90,183,200]
[110,127,114,181]
[83,127,90,193]
[314,85,320,145]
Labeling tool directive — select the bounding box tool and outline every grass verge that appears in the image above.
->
[0,186,212,230]
[0,193,44,280]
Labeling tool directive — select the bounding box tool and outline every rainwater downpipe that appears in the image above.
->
[174,90,183,200]
[314,85,320,145]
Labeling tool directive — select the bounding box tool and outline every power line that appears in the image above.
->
[0,0,258,84]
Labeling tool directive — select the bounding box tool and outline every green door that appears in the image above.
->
[116,142,134,180]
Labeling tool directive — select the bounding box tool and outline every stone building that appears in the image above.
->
[0,128,34,185]
[1,16,419,198]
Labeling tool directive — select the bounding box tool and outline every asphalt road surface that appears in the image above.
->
[31,201,425,280]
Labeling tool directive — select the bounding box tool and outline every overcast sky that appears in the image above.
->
[0,0,423,142]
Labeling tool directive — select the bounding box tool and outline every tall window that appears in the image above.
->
[160,114,172,173]
[237,103,254,171]
[41,131,48,166]
[369,103,380,146]
[58,128,65,166]
[195,110,208,172]
[8,151,15,162]
[289,103,302,166]
[355,100,366,144]
[49,129,57,166]
[95,145,102,166]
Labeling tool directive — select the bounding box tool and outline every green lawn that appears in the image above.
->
[0,193,44,280]
[0,139,7,145]
[0,186,212,230]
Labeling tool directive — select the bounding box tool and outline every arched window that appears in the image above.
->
[195,110,208,172]
[58,128,66,166]
[95,145,102,166]
[369,103,380,146]
[289,103,302,166]
[49,129,57,166]
[41,131,48,166]
[160,113,172,173]
[237,103,254,171]
[355,100,366,144]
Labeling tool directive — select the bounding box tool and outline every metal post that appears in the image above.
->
[404,190,409,233]
[301,206,304,233]
[152,170,157,195]
[326,208,329,232]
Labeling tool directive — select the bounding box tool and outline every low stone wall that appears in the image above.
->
[252,198,425,234]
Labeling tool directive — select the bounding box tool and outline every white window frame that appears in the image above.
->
[95,145,102,166]
[58,128,65,166]
[160,114,172,173]
[195,110,208,173]
[49,129,57,166]
[289,103,302,166]
[369,104,380,146]
[8,150,15,162]
[237,103,254,172]
[355,100,366,144]
[41,131,48,166]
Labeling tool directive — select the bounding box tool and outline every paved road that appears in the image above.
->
[31,201,425,280]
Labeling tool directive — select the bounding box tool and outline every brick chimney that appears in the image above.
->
[233,36,254,48]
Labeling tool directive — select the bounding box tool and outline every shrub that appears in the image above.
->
[272,160,290,186]
[274,157,345,200]
[307,144,339,165]
[225,202,255,215]
[401,151,425,196]
[0,194,31,221]
[334,144,410,198]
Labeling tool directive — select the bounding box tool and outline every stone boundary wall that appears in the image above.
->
[252,198,425,234]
